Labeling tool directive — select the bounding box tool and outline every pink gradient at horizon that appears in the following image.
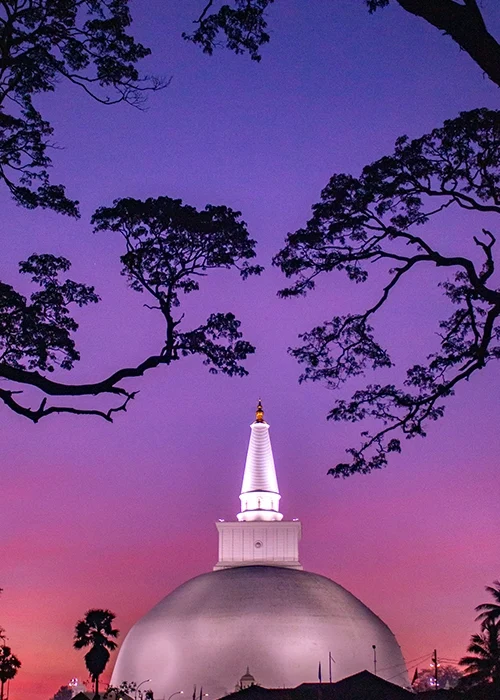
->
[1,2,499,699]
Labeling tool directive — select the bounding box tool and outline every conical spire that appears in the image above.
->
[237,401,283,522]
[214,400,302,571]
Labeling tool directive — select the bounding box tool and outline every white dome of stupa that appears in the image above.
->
[111,566,408,697]
[111,403,408,697]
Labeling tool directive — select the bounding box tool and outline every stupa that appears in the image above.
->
[111,402,408,696]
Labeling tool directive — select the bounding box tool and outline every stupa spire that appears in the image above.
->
[214,399,302,571]
[237,401,283,522]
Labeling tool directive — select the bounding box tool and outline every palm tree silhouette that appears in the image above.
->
[476,581,500,627]
[74,609,119,699]
[0,645,21,700]
[459,621,500,688]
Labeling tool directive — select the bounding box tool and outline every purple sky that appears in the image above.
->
[1,2,499,698]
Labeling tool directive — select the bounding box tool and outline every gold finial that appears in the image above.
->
[255,399,265,423]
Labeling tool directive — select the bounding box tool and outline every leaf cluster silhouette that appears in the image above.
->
[184,3,500,476]
[0,644,21,700]
[187,0,500,89]
[1,196,261,422]
[2,1,500,481]
[0,0,164,215]
[274,109,500,476]
[476,581,500,628]
[0,1,261,423]
[459,623,500,689]
[459,582,500,690]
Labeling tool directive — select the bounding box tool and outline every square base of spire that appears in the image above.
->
[214,520,302,571]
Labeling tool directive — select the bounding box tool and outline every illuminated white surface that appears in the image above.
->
[111,566,409,697]
[214,520,302,570]
[216,415,301,569]
[238,421,282,522]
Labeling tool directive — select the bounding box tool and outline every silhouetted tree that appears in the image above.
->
[52,686,73,700]
[103,682,153,700]
[273,108,500,477]
[184,0,273,62]
[476,581,500,627]
[0,1,263,423]
[73,609,119,699]
[1,196,262,421]
[413,664,462,691]
[103,681,137,699]
[367,1,500,90]
[0,0,163,215]
[0,644,21,700]
[459,622,500,689]
[185,4,500,476]
[186,1,500,88]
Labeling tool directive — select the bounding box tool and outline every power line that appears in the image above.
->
[386,669,414,683]
[381,649,462,685]
[378,653,430,673]
[377,651,431,674]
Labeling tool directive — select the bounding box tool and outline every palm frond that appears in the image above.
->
[475,582,500,626]
[73,638,90,650]
[459,620,500,688]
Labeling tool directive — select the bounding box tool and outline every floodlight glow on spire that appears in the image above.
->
[237,401,283,522]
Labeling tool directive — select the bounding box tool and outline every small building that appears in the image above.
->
[223,671,412,700]
[238,668,257,690]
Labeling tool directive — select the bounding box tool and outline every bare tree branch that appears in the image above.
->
[0,196,262,422]
[186,0,500,88]
[0,387,138,423]
[274,109,500,476]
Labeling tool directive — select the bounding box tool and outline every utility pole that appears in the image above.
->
[431,649,439,690]
[328,652,334,683]
[372,645,377,676]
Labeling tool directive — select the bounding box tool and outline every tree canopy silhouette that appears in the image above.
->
[74,609,119,699]
[476,581,500,628]
[413,664,462,692]
[0,0,164,215]
[0,1,261,422]
[185,3,500,477]
[186,0,500,88]
[102,681,150,699]
[367,1,500,90]
[0,644,21,700]
[52,687,73,700]
[273,108,500,477]
[459,622,500,689]
[1,196,262,422]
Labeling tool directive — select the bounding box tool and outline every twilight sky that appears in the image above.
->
[1,1,500,698]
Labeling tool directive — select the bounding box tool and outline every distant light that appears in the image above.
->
[292,518,299,521]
